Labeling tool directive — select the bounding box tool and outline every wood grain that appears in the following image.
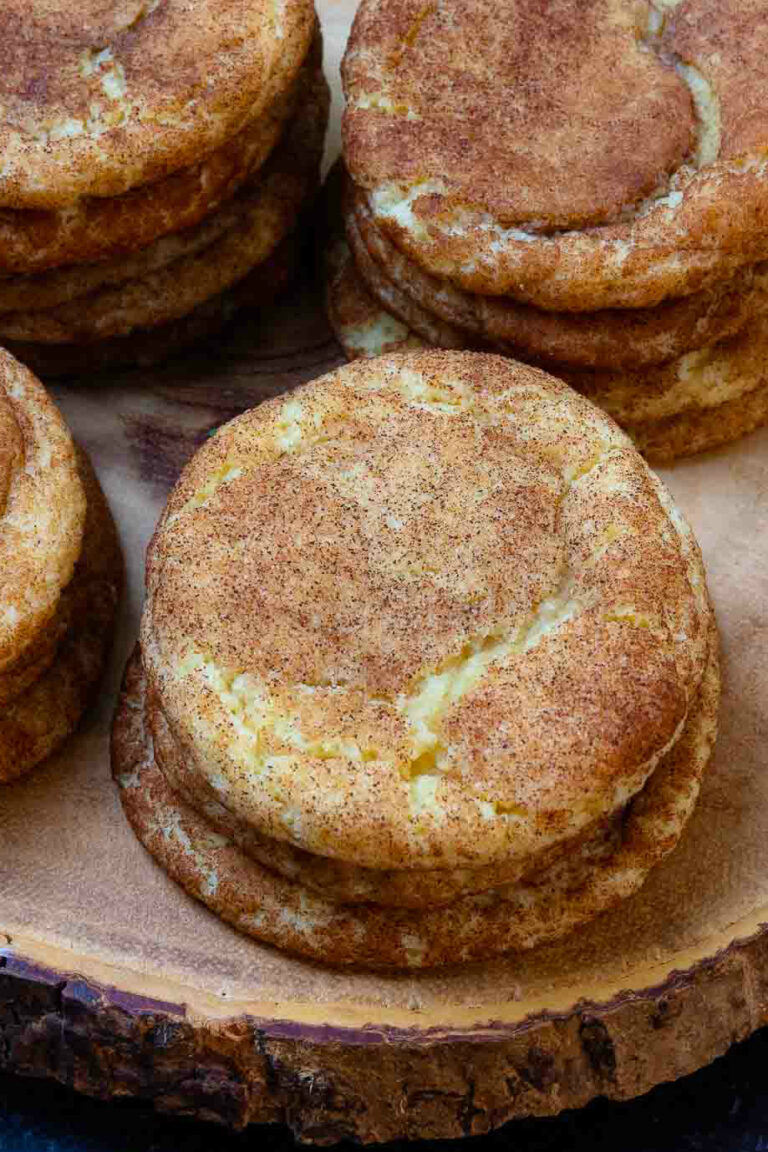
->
[3,930,768,1143]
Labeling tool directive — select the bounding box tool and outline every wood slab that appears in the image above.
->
[2,4,768,1142]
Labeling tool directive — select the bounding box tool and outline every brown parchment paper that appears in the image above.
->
[1,1,768,1036]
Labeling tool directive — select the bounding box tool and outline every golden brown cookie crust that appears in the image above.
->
[0,594,71,706]
[626,379,768,463]
[326,231,427,360]
[0,448,122,784]
[346,195,481,350]
[0,0,316,209]
[349,216,768,431]
[350,185,768,371]
[147,686,626,908]
[142,351,712,873]
[0,35,320,278]
[326,232,768,463]
[5,230,302,379]
[0,349,85,672]
[112,632,719,968]
[346,0,768,309]
[559,322,768,423]
[0,69,328,344]
[344,0,695,231]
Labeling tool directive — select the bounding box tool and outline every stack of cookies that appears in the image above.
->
[328,0,768,463]
[113,352,719,969]
[0,0,327,377]
[0,349,121,784]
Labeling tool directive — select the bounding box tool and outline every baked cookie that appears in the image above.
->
[0,349,85,672]
[344,0,768,309]
[0,69,329,344]
[0,0,315,207]
[140,353,712,874]
[113,626,718,967]
[349,184,768,371]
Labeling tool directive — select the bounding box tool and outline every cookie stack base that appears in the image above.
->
[113,636,719,971]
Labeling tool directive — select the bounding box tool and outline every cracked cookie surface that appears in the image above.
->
[141,351,713,872]
[113,632,719,967]
[0,66,328,344]
[327,234,768,463]
[348,182,768,371]
[0,33,319,277]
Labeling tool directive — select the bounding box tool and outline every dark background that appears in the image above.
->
[2,1026,768,1152]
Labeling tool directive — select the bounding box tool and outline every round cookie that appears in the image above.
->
[0,448,122,784]
[141,351,712,875]
[350,185,768,371]
[113,632,719,968]
[0,70,329,344]
[0,349,85,673]
[346,217,768,429]
[0,32,320,279]
[0,0,316,208]
[344,0,768,309]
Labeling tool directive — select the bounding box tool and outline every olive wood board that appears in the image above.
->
[2,2,768,1143]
